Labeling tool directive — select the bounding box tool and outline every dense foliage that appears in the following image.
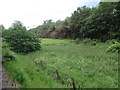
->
[2,21,41,54]
[30,2,120,42]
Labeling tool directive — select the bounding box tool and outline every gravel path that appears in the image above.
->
[0,38,20,89]
[0,63,2,90]
[2,66,21,89]
[0,37,2,90]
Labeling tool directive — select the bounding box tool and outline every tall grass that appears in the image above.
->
[3,38,118,88]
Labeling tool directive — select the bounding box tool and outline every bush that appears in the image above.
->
[81,38,97,46]
[81,38,91,44]
[2,48,15,62]
[16,72,25,85]
[74,38,80,44]
[3,21,41,54]
[106,39,117,44]
[107,41,120,53]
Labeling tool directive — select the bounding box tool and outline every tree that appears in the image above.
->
[82,2,119,41]
[69,6,93,39]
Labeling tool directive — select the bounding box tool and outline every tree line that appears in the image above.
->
[29,2,120,42]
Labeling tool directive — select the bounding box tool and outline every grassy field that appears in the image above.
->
[3,38,118,88]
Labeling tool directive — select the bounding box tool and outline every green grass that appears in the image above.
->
[40,38,71,45]
[3,38,118,88]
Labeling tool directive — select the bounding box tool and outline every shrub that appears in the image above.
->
[74,38,80,44]
[81,38,91,44]
[16,72,25,85]
[91,41,97,46]
[106,39,117,44]
[3,21,41,54]
[107,41,120,53]
[81,38,97,46]
[2,48,15,62]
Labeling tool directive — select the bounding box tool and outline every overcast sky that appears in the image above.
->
[0,0,101,29]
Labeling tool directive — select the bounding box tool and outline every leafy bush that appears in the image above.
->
[2,41,9,48]
[3,21,41,54]
[81,38,97,46]
[81,38,91,44]
[107,41,120,53]
[16,72,25,85]
[106,39,117,44]
[2,48,15,62]
[74,38,80,44]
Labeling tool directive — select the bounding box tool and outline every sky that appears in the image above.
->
[0,0,101,29]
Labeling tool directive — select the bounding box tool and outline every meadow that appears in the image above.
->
[3,38,118,88]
